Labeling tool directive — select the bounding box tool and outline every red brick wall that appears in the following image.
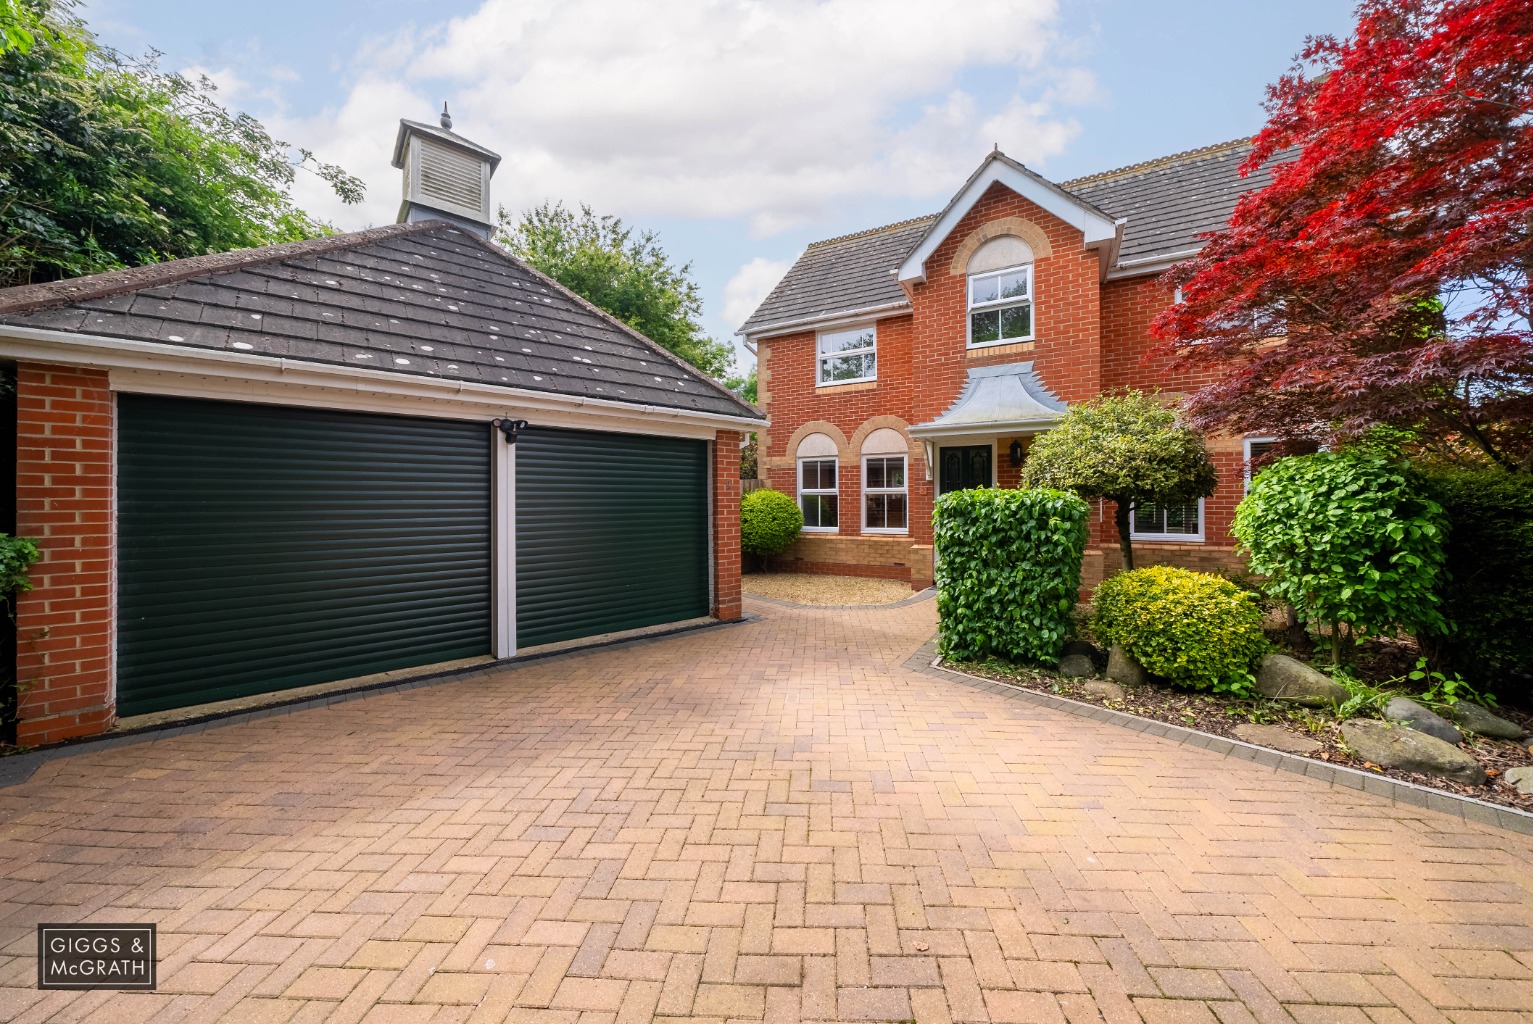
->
[712,429,743,620]
[14,364,115,745]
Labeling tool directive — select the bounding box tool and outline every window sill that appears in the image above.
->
[815,379,877,392]
[1129,536,1206,544]
[966,340,1035,358]
[861,529,910,536]
[800,527,840,534]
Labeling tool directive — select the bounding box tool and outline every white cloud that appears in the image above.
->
[724,257,794,330]
[275,0,1092,234]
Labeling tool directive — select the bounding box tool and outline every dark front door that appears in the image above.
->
[939,445,992,494]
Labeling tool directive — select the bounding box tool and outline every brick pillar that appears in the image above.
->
[712,429,743,621]
[14,364,114,745]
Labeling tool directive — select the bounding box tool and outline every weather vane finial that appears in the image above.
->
[440,102,452,130]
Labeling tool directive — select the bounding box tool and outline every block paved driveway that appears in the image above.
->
[4,596,1533,1024]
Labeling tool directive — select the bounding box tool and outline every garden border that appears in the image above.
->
[743,587,936,611]
[906,637,1533,837]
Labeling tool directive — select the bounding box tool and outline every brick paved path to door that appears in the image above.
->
[3,596,1533,1023]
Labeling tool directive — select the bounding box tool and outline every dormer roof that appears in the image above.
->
[738,138,1284,339]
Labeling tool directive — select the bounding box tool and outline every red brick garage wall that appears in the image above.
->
[712,429,743,621]
[13,363,115,745]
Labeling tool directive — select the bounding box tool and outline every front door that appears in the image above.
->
[939,444,992,494]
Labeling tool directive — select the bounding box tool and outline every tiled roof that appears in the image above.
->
[1063,138,1277,267]
[0,221,762,421]
[738,139,1281,335]
[736,216,934,335]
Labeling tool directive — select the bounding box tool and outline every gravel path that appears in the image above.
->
[741,570,917,606]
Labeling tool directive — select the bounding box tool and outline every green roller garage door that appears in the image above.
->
[517,427,709,648]
[117,395,492,716]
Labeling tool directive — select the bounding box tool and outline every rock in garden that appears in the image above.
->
[1444,701,1525,740]
[1105,646,1147,688]
[1254,654,1348,707]
[1082,680,1126,702]
[1058,654,1095,678]
[1504,766,1533,796]
[1233,723,1322,755]
[1063,640,1105,667]
[1340,719,1486,785]
[1383,697,1464,745]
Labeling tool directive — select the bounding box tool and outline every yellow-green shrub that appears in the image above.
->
[1092,566,1267,694]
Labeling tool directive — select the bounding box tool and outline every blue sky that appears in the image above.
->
[83,0,1354,372]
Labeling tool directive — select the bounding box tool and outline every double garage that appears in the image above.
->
[115,394,713,717]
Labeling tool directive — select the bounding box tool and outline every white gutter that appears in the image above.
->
[735,300,910,341]
[0,325,768,431]
[1105,247,1203,281]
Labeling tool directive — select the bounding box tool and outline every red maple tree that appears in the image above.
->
[1153,0,1533,471]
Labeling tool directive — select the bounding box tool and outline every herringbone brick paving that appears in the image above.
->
[2,596,1533,1022]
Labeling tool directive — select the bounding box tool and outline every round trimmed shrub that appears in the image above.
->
[1233,450,1447,662]
[1092,566,1267,695]
[740,488,803,557]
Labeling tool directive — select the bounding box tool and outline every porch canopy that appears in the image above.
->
[908,361,1068,446]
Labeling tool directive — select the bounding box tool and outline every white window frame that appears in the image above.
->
[966,262,1035,348]
[861,453,908,534]
[1129,497,1205,543]
[796,456,839,532]
[1244,436,1278,494]
[816,325,877,386]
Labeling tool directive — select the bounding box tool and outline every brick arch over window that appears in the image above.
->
[847,416,922,469]
[782,420,852,463]
[947,217,1053,276]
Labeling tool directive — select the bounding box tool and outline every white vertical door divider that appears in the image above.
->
[492,426,517,659]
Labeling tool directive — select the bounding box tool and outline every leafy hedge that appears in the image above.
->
[1092,566,1267,694]
[1420,467,1533,696]
[740,488,802,557]
[933,488,1089,664]
[1232,450,1447,659]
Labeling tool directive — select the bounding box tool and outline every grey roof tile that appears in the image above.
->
[738,216,934,335]
[1063,139,1280,266]
[0,221,760,421]
[740,140,1284,334]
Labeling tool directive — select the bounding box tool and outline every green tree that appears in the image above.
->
[1020,390,1217,571]
[0,0,364,287]
[497,201,735,378]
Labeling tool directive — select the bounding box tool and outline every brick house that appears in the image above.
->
[739,140,1279,590]
[0,113,763,746]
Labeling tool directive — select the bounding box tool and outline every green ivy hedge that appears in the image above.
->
[933,488,1089,665]
[740,488,803,557]
[1092,565,1267,695]
[1420,467,1533,697]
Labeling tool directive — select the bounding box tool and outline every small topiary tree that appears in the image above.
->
[933,488,1089,665]
[1092,566,1267,694]
[1233,449,1448,664]
[1020,390,1216,570]
[740,488,802,562]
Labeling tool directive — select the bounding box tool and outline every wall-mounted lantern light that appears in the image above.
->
[1008,439,1025,466]
[492,418,529,444]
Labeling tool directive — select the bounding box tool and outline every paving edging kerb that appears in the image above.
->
[907,637,1533,838]
[0,613,756,789]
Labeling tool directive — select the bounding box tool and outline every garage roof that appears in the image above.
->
[0,220,763,421]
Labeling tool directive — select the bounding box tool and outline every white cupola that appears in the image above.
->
[391,103,502,238]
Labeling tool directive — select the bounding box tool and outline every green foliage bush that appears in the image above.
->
[1232,450,1447,661]
[0,533,39,599]
[1419,467,1533,695]
[1092,566,1267,694]
[740,488,802,557]
[933,488,1089,665]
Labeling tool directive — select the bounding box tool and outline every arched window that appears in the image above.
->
[796,433,838,531]
[860,428,908,533]
[967,236,1034,347]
